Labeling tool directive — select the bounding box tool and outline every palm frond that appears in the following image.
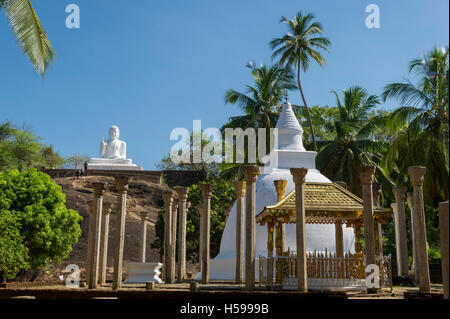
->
[4,0,55,77]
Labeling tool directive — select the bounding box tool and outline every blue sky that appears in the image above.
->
[1,0,448,169]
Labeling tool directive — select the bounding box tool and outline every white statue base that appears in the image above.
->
[87,158,143,171]
[123,262,163,284]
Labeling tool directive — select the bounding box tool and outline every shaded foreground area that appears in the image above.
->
[0,282,445,300]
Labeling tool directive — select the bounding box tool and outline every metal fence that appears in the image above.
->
[259,250,392,291]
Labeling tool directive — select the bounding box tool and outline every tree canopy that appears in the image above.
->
[0,169,82,272]
[0,121,65,171]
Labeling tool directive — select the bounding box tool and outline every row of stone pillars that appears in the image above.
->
[362,166,449,295]
[360,166,434,293]
[161,186,191,283]
[85,177,131,290]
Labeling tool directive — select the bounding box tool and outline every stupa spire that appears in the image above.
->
[275,93,305,151]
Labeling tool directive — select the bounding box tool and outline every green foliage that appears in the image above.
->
[382,47,449,203]
[0,210,29,280]
[315,86,391,196]
[0,121,65,171]
[292,105,339,144]
[0,169,82,269]
[382,204,441,264]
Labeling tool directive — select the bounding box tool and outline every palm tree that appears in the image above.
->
[382,47,449,202]
[316,86,389,196]
[0,0,55,77]
[270,11,331,151]
[221,61,296,180]
[223,61,296,130]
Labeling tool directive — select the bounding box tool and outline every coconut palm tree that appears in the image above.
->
[0,0,55,77]
[270,11,331,151]
[382,47,449,202]
[316,86,389,196]
[220,61,296,180]
[223,61,297,130]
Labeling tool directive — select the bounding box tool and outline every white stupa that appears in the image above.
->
[200,98,355,280]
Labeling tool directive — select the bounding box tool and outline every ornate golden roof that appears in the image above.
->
[256,183,391,225]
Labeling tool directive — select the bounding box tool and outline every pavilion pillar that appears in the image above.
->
[89,182,105,289]
[162,191,174,283]
[439,201,449,299]
[407,192,419,284]
[200,183,214,284]
[354,222,362,253]
[360,166,377,293]
[85,200,95,285]
[98,202,112,285]
[290,168,308,292]
[335,221,344,258]
[234,181,246,284]
[175,187,189,282]
[408,166,430,293]
[139,211,149,263]
[242,165,260,291]
[274,180,288,252]
[112,177,129,290]
[393,186,409,277]
[372,182,383,257]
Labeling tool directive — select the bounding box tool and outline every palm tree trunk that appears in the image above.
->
[297,63,318,151]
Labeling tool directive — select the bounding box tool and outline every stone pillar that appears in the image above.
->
[197,204,203,271]
[372,182,383,257]
[139,212,149,263]
[89,182,105,289]
[200,184,214,284]
[439,201,449,299]
[112,177,129,290]
[175,187,189,282]
[408,166,431,293]
[162,191,174,283]
[360,166,377,293]
[98,202,112,285]
[290,168,308,292]
[407,192,420,284]
[242,165,259,291]
[234,181,246,284]
[390,203,401,274]
[274,180,288,252]
[171,200,178,282]
[335,221,344,258]
[393,186,409,277]
[85,200,95,285]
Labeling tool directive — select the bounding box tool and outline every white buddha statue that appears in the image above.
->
[87,125,142,170]
[100,126,127,160]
